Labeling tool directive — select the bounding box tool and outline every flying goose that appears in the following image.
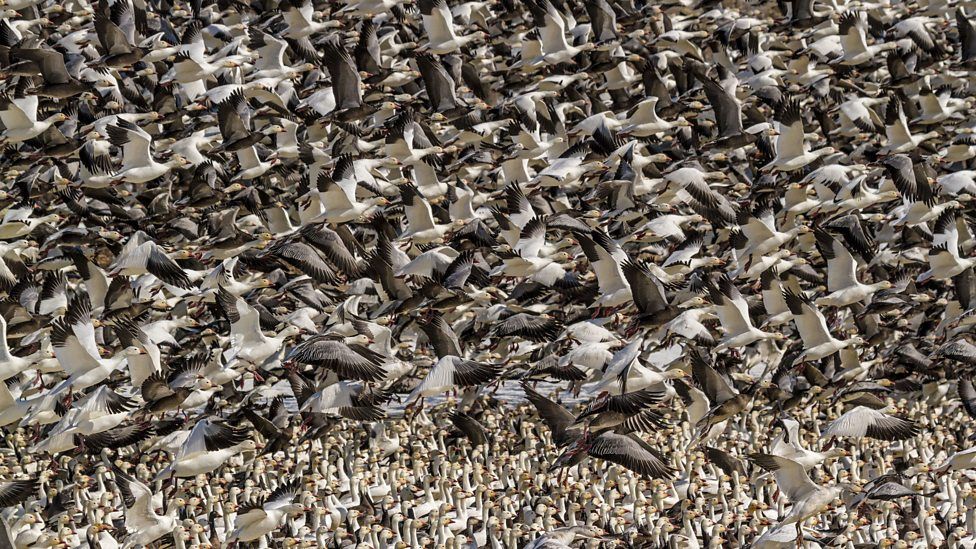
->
[813,228,891,307]
[153,417,257,479]
[762,98,835,172]
[784,288,863,363]
[708,275,783,351]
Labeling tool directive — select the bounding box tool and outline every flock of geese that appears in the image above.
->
[4,0,976,545]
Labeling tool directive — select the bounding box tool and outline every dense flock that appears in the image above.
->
[3,0,976,546]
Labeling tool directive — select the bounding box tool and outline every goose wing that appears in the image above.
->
[588,432,674,479]
[774,99,807,159]
[521,382,577,443]
[708,275,753,336]
[814,229,859,292]
[823,406,920,440]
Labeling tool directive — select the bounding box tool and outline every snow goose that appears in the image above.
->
[217,287,301,368]
[398,183,461,244]
[813,229,891,307]
[748,454,847,536]
[154,417,256,479]
[939,134,976,163]
[228,481,304,543]
[821,405,920,441]
[314,172,389,224]
[707,275,783,351]
[524,526,606,549]
[618,97,688,137]
[915,86,969,125]
[93,0,144,67]
[784,289,863,363]
[918,209,976,282]
[834,95,886,136]
[31,385,135,454]
[0,313,46,381]
[107,120,189,183]
[50,294,143,393]
[109,233,194,289]
[0,208,61,240]
[770,416,847,470]
[938,170,976,196]
[406,356,503,404]
[736,207,811,265]
[883,154,958,227]
[0,94,68,144]
[490,217,574,288]
[832,11,898,66]
[880,96,939,154]
[762,99,835,172]
[575,229,632,312]
[420,0,486,55]
[285,335,387,382]
[113,465,183,546]
[299,380,387,420]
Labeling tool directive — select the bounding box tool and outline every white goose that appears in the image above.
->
[918,209,976,282]
[576,229,632,311]
[154,417,257,480]
[0,95,68,144]
[762,99,835,172]
[50,294,144,393]
[813,229,891,307]
[708,275,783,351]
[0,314,46,381]
[228,481,304,543]
[420,0,486,54]
[832,11,898,66]
[406,356,502,404]
[783,289,863,362]
[217,287,301,367]
[114,465,185,547]
[107,120,188,183]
